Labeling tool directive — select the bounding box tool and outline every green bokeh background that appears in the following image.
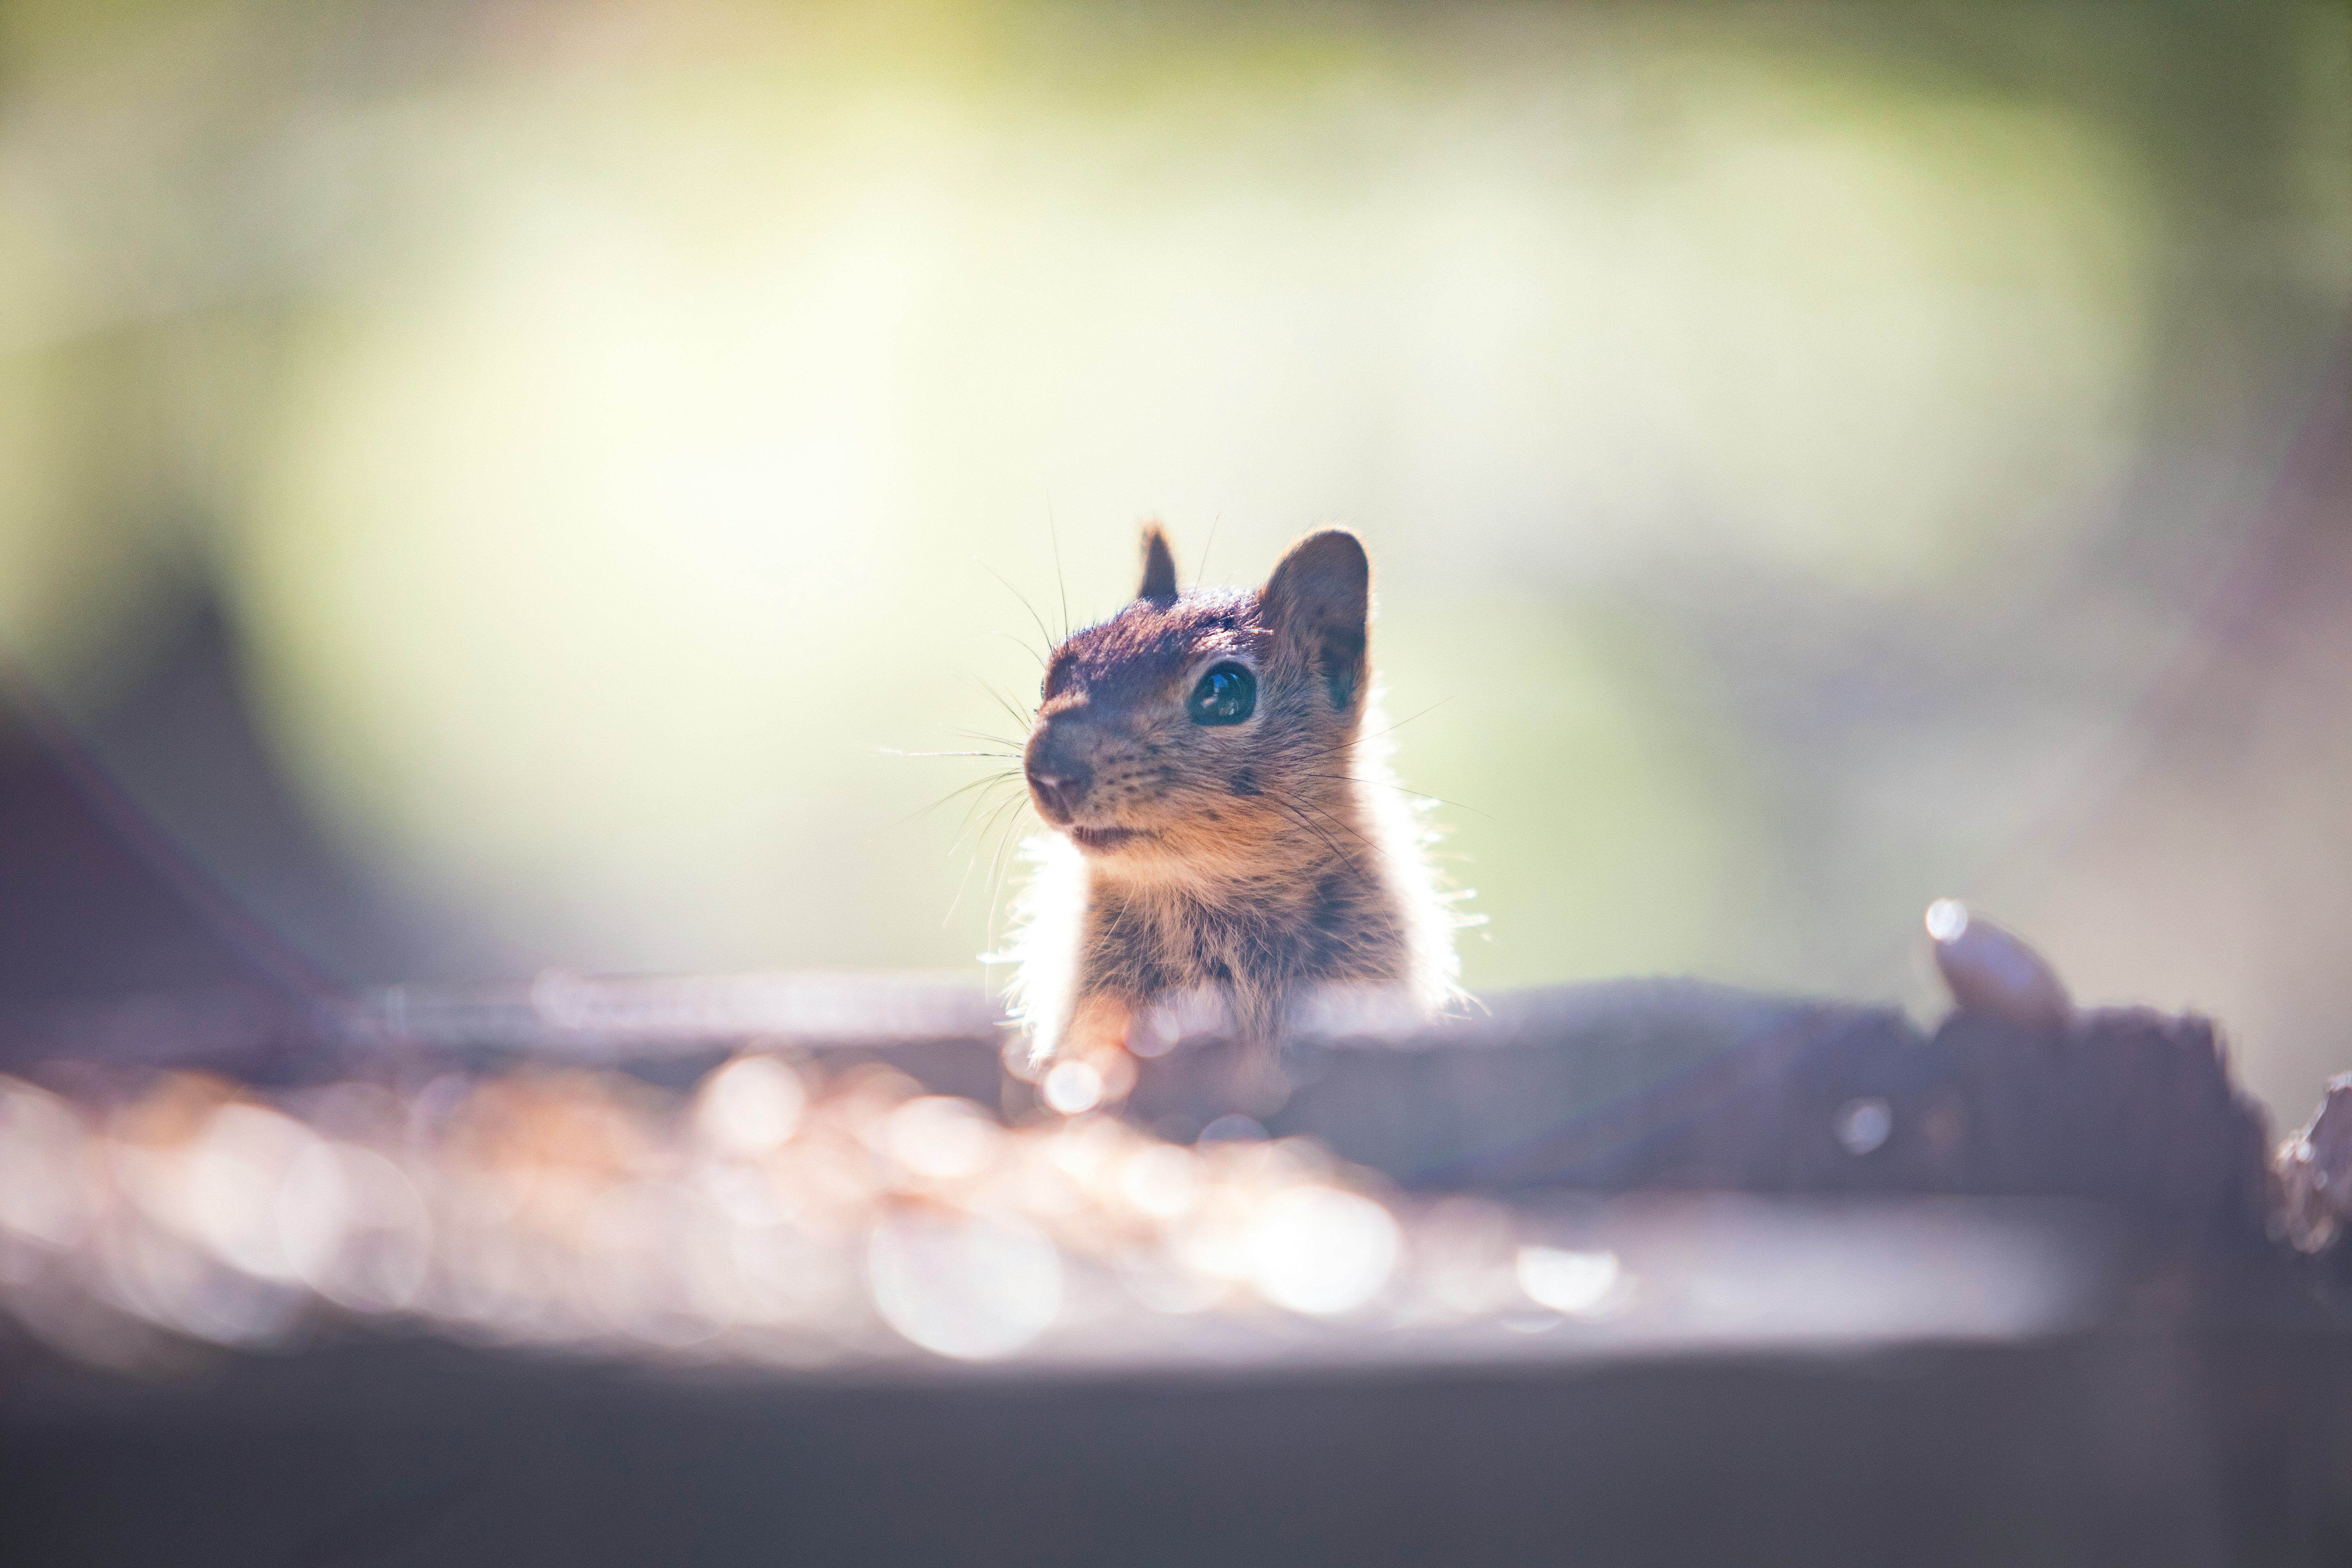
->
[0,0,2346,1118]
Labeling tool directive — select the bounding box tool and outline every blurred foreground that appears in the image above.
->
[0,1049,2096,1373]
[4,963,2350,1564]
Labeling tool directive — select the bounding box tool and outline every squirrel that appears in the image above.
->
[997,523,1464,1070]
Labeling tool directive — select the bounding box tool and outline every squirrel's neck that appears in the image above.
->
[1076,770,1410,1036]
[1094,773,1376,903]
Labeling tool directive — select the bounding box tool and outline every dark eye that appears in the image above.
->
[1188,663,1256,726]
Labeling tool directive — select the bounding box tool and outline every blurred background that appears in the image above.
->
[0,0,2344,1120]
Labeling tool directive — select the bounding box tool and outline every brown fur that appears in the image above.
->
[1002,525,1460,1063]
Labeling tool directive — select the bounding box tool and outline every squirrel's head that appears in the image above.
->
[1024,524,1372,875]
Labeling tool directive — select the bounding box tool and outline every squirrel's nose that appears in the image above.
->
[1026,757,1092,823]
[1025,728,1093,823]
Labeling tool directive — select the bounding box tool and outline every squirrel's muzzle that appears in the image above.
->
[1024,727,1093,824]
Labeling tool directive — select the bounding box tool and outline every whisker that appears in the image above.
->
[1047,501,1071,639]
[980,796,1035,944]
[975,559,1058,656]
[1259,773,1390,858]
[1292,699,1454,770]
[897,769,1021,828]
[1263,791,1357,866]
[1288,790,1386,857]
[1294,772,1492,818]
[982,628,1048,668]
[1363,696,1453,741]
[1285,709,1474,812]
[976,678,1036,734]
[881,748,1018,760]
[950,785,1025,870]
[944,789,1028,926]
[945,778,1025,863]
[944,727,1028,751]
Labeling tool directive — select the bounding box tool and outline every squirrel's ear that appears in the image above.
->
[1137,523,1180,604]
[1261,529,1369,714]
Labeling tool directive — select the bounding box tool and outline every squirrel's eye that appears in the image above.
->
[1188,663,1256,726]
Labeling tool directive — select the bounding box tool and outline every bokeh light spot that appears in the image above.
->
[695,1054,807,1156]
[1244,1186,1401,1317]
[868,1209,1063,1360]
[1515,1246,1625,1317]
